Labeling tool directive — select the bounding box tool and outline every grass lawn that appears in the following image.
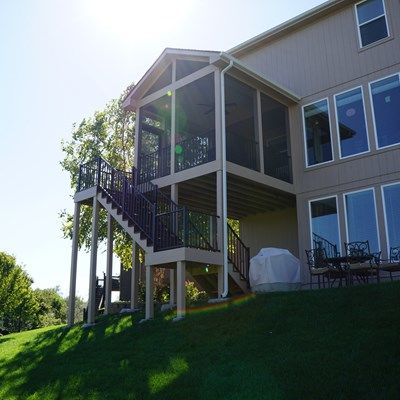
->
[1,282,400,400]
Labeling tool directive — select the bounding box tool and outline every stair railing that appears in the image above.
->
[312,233,339,259]
[227,223,250,282]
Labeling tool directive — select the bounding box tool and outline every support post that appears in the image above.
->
[104,214,113,315]
[130,242,140,310]
[169,268,176,307]
[217,265,223,299]
[87,197,99,325]
[174,261,186,321]
[145,265,154,320]
[67,202,81,326]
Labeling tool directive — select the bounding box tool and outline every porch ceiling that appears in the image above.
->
[177,173,296,220]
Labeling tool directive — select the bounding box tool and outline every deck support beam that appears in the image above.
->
[217,265,224,298]
[169,268,176,307]
[145,265,154,320]
[130,242,140,310]
[87,197,99,325]
[67,202,81,327]
[104,214,113,315]
[174,261,186,320]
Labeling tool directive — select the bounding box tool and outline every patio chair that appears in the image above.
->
[305,248,330,289]
[344,241,379,284]
[379,246,400,281]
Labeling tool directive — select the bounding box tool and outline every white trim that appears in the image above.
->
[368,72,400,150]
[308,194,342,255]
[333,85,370,159]
[355,0,389,49]
[381,181,400,254]
[343,187,381,252]
[302,98,334,168]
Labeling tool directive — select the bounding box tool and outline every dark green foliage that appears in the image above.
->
[0,252,39,332]
[1,283,400,399]
[60,88,135,267]
[34,288,67,327]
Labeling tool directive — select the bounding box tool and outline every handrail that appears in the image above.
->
[227,223,250,282]
[312,233,339,259]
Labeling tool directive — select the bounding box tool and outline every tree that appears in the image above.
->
[60,88,135,267]
[34,287,67,327]
[0,252,39,332]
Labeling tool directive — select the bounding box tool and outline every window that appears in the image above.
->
[382,183,400,249]
[310,197,341,256]
[334,87,369,158]
[303,99,333,167]
[344,189,379,252]
[370,74,400,149]
[355,0,389,47]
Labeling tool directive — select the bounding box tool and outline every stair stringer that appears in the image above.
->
[96,193,153,254]
[228,263,249,294]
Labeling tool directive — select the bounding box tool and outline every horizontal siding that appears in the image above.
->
[239,0,400,98]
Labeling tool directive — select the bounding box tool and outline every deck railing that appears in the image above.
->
[263,147,293,183]
[175,131,216,172]
[227,223,250,282]
[138,146,171,183]
[227,133,259,171]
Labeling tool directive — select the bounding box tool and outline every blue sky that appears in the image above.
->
[0,0,324,299]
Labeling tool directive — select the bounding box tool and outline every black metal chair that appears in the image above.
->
[305,248,330,289]
[344,241,379,284]
[379,246,400,281]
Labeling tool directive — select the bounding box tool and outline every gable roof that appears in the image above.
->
[228,0,354,57]
[122,48,219,109]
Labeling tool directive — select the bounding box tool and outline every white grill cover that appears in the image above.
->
[249,248,301,291]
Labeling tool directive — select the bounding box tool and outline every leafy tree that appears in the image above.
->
[60,88,135,267]
[34,287,67,327]
[0,252,39,332]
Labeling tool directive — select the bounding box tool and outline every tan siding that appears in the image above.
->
[239,0,400,98]
[240,208,299,259]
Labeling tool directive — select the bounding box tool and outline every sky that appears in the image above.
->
[0,0,325,300]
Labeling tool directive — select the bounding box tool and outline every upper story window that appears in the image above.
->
[334,87,369,158]
[355,0,389,48]
[370,74,400,149]
[303,99,333,167]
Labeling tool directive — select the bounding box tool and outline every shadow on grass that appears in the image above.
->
[1,283,400,399]
[0,337,13,344]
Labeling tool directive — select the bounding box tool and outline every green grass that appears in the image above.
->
[1,282,400,400]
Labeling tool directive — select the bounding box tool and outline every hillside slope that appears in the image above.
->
[1,282,400,400]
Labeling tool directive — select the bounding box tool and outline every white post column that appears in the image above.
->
[217,266,223,299]
[104,214,113,315]
[67,202,81,326]
[169,268,176,307]
[174,261,186,321]
[145,265,154,320]
[87,197,99,325]
[130,242,140,311]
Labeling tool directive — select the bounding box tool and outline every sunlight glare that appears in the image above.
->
[85,0,193,39]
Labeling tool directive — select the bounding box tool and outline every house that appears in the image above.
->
[67,0,400,326]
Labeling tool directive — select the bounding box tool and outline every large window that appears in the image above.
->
[382,183,400,249]
[334,87,369,158]
[344,189,379,252]
[370,74,400,149]
[143,64,172,98]
[355,0,389,48]
[175,74,215,172]
[261,94,292,183]
[225,75,259,171]
[310,197,340,256]
[303,99,333,167]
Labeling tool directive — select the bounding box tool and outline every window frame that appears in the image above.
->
[343,187,381,252]
[308,195,342,255]
[355,0,390,49]
[334,85,370,159]
[368,72,400,150]
[302,98,334,168]
[381,181,400,254]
